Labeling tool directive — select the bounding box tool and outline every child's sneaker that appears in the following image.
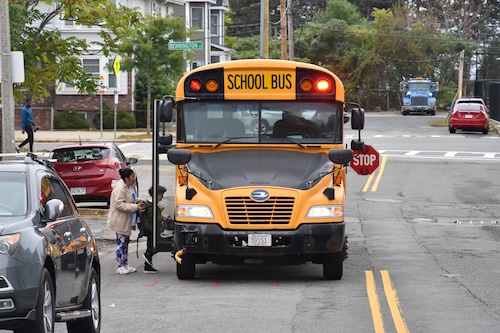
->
[124,265,137,273]
[144,265,159,274]
[160,230,174,239]
[116,266,130,275]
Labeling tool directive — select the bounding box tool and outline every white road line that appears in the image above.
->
[405,151,420,156]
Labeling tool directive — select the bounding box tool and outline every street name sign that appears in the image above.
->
[168,41,203,50]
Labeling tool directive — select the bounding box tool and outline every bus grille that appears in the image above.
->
[411,96,427,105]
[225,196,294,225]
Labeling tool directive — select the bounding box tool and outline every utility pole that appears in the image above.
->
[280,0,287,60]
[458,50,464,99]
[287,0,294,61]
[0,0,16,154]
[260,0,269,58]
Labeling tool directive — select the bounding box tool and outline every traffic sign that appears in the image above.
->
[350,144,380,175]
[168,41,203,50]
[113,56,120,76]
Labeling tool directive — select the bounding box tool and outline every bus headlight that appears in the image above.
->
[306,205,343,218]
[176,205,214,218]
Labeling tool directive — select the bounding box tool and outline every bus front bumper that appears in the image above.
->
[174,222,345,258]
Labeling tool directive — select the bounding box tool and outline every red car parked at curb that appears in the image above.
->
[448,103,489,134]
[49,142,138,204]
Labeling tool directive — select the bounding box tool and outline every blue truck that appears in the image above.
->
[399,77,439,115]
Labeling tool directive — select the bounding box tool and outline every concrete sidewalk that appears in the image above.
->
[15,129,152,143]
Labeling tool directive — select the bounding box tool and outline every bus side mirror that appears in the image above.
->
[351,107,364,130]
[351,140,364,151]
[329,149,352,165]
[159,99,174,122]
[158,134,173,154]
[167,148,191,165]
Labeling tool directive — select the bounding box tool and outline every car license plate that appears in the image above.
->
[70,187,86,195]
[248,234,271,247]
[465,114,473,118]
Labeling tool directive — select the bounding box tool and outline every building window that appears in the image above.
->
[210,14,218,35]
[83,59,101,83]
[191,7,203,30]
[108,59,117,88]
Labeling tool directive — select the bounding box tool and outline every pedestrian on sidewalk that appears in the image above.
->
[107,168,145,275]
[16,98,39,153]
[140,185,173,273]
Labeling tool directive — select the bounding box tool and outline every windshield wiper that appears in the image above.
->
[213,137,249,148]
[280,136,305,148]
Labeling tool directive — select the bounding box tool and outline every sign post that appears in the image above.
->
[350,145,380,175]
[99,75,104,139]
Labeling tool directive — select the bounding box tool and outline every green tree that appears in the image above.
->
[8,0,142,101]
[117,15,189,134]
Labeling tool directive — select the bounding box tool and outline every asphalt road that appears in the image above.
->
[42,112,500,333]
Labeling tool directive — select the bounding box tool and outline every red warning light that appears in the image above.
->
[316,79,330,91]
[189,79,202,92]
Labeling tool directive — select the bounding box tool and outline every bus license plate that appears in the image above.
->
[248,234,272,247]
[70,187,86,195]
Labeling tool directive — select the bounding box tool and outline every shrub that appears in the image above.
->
[93,111,137,129]
[54,110,89,129]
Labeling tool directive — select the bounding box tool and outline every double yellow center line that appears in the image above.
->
[362,155,388,192]
[366,270,410,333]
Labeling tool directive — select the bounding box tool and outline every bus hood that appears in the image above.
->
[187,149,332,190]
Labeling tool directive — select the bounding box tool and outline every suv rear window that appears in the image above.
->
[51,147,110,162]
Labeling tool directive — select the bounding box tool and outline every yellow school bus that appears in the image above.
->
[159,59,365,280]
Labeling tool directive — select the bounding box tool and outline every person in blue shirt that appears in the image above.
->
[16,98,38,153]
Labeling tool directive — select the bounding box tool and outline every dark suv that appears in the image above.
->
[0,154,101,333]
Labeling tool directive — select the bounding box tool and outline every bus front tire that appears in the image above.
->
[176,253,196,280]
[323,252,343,280]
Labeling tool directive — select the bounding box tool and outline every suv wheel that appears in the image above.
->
[252,120,269,135]
[17,268,55,333]
[67,268,101,333]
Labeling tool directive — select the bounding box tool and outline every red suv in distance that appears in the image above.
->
[49,143,138,204]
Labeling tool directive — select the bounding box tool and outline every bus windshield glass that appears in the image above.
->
[177,100,344,144]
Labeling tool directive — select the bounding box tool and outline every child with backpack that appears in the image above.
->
[139,185,173,273]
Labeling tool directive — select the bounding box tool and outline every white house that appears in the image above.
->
[40,0,233,119]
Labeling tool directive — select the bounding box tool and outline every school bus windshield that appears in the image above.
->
[176,100,344,144]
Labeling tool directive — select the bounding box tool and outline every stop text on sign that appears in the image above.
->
[350,144,380,175]
[351,154,378,167]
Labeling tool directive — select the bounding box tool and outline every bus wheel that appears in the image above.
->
[323,251,343,280]
[177,253,196,280]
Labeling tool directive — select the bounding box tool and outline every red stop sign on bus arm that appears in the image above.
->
[350,145,380,175]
